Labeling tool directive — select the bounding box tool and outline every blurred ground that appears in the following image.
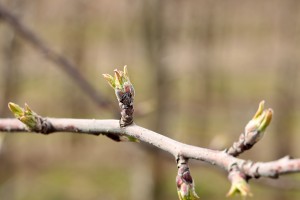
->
[0,0,300,199]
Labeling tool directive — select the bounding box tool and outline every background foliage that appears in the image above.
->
[0,0,300,199]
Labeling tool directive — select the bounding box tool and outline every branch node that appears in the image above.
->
[176,155,188,168]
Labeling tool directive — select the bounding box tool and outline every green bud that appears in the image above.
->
[244,101,273,143]
[102,66,135,97]
[8,102,24,118]
[119,135,139,143]
[227,171,252,197]
[102,74,115,88]
[257,109,273,133]
[8,102,38,130]
[252,100,265,119]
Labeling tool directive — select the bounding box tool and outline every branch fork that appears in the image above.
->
[1,67,300,199]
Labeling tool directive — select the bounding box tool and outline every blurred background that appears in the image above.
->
[0,0,300,199]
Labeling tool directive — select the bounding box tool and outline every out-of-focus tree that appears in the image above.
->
[0,1,300,200]
[273,2,300,200]
[140,0,169,199]
[0,1,26,199]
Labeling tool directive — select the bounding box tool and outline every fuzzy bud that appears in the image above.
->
[8,102,39,130]
[176,165,200,200]
[227,170,252,197]
[244,101,273,143]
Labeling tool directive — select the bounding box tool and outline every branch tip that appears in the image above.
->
[8,102,39,130]
[226,101,274,157]
[103,66,135,128]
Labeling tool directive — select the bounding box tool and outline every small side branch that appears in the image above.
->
[0,3,111,108]
[226,101,273,157]
[240,156,300,179]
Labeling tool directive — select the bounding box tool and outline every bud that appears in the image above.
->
[103,66,136,128]
[105,134,139,142]
[176,165,200,200]
[103,65,135,101]
[8,102,38,130]
[120,135,140,142]
[8,102,24,118]
[227,170,252,197]
[244,101,273,143]
[102,74,115,88]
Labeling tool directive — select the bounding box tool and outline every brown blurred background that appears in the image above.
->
[0,0,300,199]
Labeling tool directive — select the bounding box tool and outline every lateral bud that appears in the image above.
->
[227,166,252,197]
[176,163,200,200]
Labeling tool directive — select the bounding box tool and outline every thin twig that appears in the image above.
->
[0,3,112,109]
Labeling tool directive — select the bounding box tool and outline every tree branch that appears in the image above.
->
[0,3,112,109]
[1,117,299,180]
[1,99,300,199]
[1,67,299,198]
